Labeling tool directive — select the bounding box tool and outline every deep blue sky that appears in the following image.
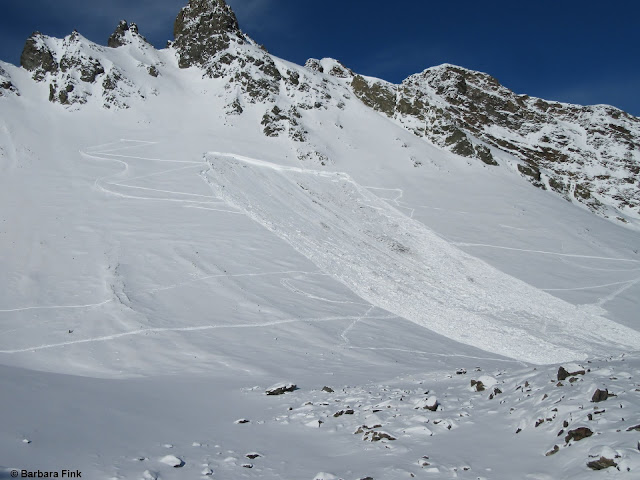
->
[1,0,638,116]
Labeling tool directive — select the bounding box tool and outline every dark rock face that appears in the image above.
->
[173,0,243,69]
[108,20,149,48]
[20,33,58,80]
[351,75,396,117]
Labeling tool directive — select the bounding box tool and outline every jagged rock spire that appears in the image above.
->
[173,0,245,69]
[108,20,148,48]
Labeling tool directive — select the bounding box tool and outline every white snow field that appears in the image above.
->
[1,41,640,479]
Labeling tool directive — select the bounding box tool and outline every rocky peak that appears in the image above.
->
[108,20,149,48]
[173,0,246,69]
[395,64,640,220]
[20,33,59,80]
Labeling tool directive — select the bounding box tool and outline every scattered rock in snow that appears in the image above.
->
[557,365,586,381]
[488,387,502,400]
[363,430,396,442]
[245,453,261,459]
[545,445,559,456]
[470,380,485,392]
[565,427,593,443]
[456,368,467,375]
[592,388,615,402]
[242,463,253,468]
[22,438,31,444]
[141,470,158,480]
[415,396,439,411]
[266,383,297,395]
[234,418,250,424]
[587,456,618,470]
[322,386,335,393]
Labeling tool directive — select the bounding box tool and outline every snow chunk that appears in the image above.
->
[159,454,184,467]
[313,473,338,480]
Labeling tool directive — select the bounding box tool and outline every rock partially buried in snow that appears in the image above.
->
[557,364,586,381]
[565,427,593,444]
[159,454,185,467]
[142,470,158,479]
[587,456,618,470]
[363,430,396,442]
[415,396,439,411]
[266,382,297,395]
[591,388,615,402]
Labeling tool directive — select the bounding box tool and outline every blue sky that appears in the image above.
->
[1,0,638,116]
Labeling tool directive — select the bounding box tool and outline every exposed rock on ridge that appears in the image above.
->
[6,0,639,224]
[0,65,19,96]
[348,63,639,219]
[108,20,149,48]
[173,0,244,69]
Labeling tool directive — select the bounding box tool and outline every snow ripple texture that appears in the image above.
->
[204,154,640,364]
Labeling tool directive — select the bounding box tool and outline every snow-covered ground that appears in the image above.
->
[1,48,639,478]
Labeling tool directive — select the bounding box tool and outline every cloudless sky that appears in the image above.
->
[1,0,638,116]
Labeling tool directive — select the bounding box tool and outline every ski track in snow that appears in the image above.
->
[202,151,640,364]
[452,242,640,263]
[0,313,397,354]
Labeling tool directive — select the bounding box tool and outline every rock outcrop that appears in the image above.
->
[0,65,19,96]
[108,20,149,48]
[173,0,244,69]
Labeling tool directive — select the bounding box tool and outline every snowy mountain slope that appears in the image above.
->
[7,0,639,227]
[0,0,639,478]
